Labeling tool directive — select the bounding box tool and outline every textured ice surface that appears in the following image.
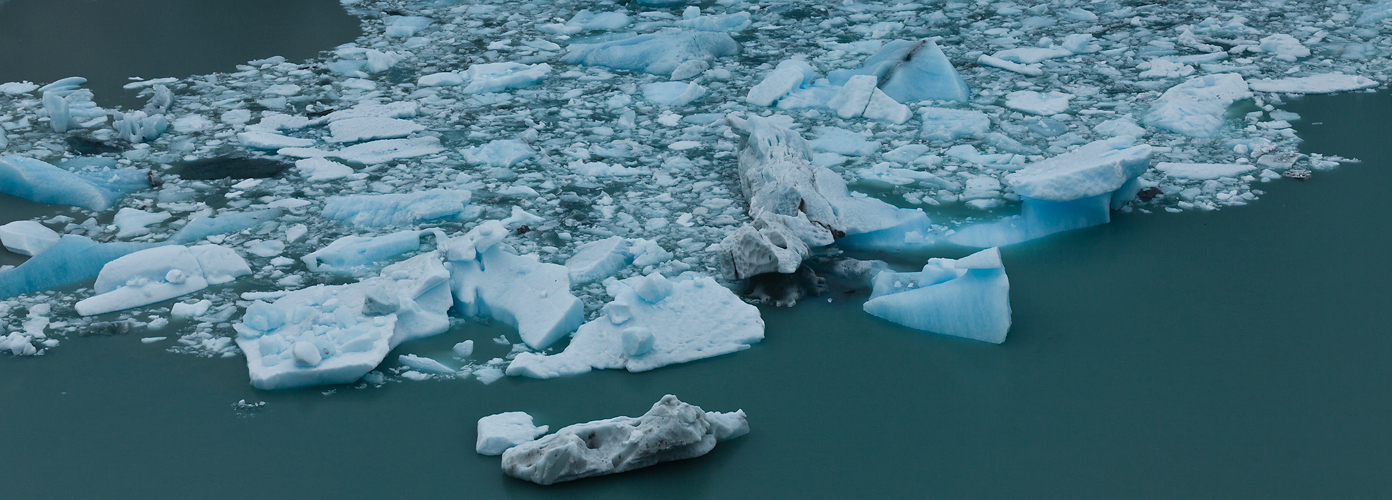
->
[1248,73,1379,94]
[920,108,991,141]
[863,248,1011,344]
[321,189,471,228]
[0,156,149,211]
[477,412,549,456]
[564,236,634,284]
[326,117,424,143]
[462,62,552,94]
[448,221,583,350]
[302,230,433,273]
[233,254,452,390]
[280,137,445,164]
[561,31,739,77]
[506,273,763,378]
[500,395,748,485]
[1145,74,1253,137]
[75,245,249,316]
[1155,162,1258,180]
[460,140,535,168]
[0,221,61,257]
[828,39,969,103]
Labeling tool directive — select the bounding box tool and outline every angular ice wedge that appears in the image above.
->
[462,62,551,94]
[302,230,432,273]
[827,39,969,103]
[745,60,815,107]
[950,137,1152,248]
[237,130,314,150]
[0,156,151,211]
[447,221,584,350]
[640,81,706,106]
[506,273,764,379]
[280,136,445,164]
[0,221,61,257]
[325,117,424,143]
[1247,73,1379,94]
[1155,162,1257,180]
[564,236,634,284]
[461,139,535,168]
[75,245,249,316]
[233,253,453,390]
[321,189,471,227]
[862,248,1011,344]
[561,31,739,77]
[500,395,749,485]
[477,412,549,456]
[1145,73,1252,137]
[920,107,991,141]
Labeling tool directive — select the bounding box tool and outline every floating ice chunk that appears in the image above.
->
[828,75,877,119]
[565,237,634,284]
[0,81,38,95]
[1155,162,1257,180]
[398,353,453,374]
[920,107,990,141]
[477,412,549,456]
[75,245,248,316]
[283,137,445,165]
[234,253,452,389]
[810,126,879,156]
[322,189,471,228]
[976,55,1042,76]
[1094,117,1146,137]
[1138,58,1194,79]
[417,72,464,87]
[112,208,171,238]
[946,145,1024,168]
[561,31,739,77]
[302,230,430,273]
[0,221,61,257]
[448,221,584,350]
[172,114,212,133]
[1358,1,1392,25]
[363,49,402,73]
[991,45,1072,64]
[500,395,748,485]
[567,10,631,32]
[295,157,354,182]
[507,274,764,378]
[384,15,432,37]
[323,101,418,122]
[461,62,551,94]
[461,139,535,168]
[0,156,150,211]
[640,81,706,106]
[1144,73,1252,138]
[745,60,815,107]
[1247,73,1379,94]
[171,299,212,318]
[828,39,969,103]
[326,117,424,143]
[1004,90,1072,115]
[169,209,284,245]
[238,130,314,150]
[1258,34,1310,61]
[453,340,474,357]
[676,11,751,32]
[862,247,1011,344]
[112,111,168,143]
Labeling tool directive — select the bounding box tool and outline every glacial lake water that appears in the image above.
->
[3,1,1392,499]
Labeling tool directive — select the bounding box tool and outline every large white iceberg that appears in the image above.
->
[233,253,453,390]
[862,248,1012,344]
[447,221,584,350]
[506,273,764,379]
[500,395,749,485]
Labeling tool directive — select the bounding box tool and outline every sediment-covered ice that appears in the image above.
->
[233,253,452,390]
[477,412,549,456]
[863,248,1011,344]
[506,273,763,379]
[500,395,748,485]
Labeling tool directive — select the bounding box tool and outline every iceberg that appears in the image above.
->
[321,189,471,228]
[233,253,453,390]
[827,39,969,103]
[564,237,634,284]
[295,157,354,182]
[1247,73,1379,94]
[1144,73,1252,137]
[74,245,250,316]
[566,10,630,32]
[0,156,151,211]
[862,248,1011,344]
[460,140,535,168]
[745,60,815,107]
[827,75,910,124]
[1155,162,1257,180]
[302,230,437,273]
[462,62,551,94]
[500,395,749,485]
[238,130,315,150]
[0,221,61,257]
[561,31,739,77]
[447,221,584,350]
[112,208,171,238]
[951,137,1152,247]
[506,273,764,378]
[477,412,549,456]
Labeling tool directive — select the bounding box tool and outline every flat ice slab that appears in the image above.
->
[862,248,1012,344]
[1005,136,1153,202]
[561,31,739,77]
[75,245,250,316]
[1247,73,1379,94]
[1155,162,1258,180]
[477,412,548,456]
[0,155,149,211]
[321,189,471,227]
[1145,73,1252,137]
[500,395,748,485]
[0,221,61,257]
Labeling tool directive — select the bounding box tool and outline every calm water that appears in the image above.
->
[3,2,1391,499]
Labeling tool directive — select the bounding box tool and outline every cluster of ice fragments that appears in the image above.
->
[481,395,749,485]
[1,0,1387,376]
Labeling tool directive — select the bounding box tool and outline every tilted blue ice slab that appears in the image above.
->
[0,156,150,211]
[0,209,283,300]
[302,230,432,273]
[862,248,1011,344]
[828,39,970,103]
[561,30,739,76]
[321,189,471,228]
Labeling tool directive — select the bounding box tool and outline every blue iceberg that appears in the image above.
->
[828,39,970,103]
[0,156,151,211]
[322,189,471,228]
[862,248,1011,344]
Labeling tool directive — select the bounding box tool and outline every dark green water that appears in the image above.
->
[0,0,360,109]
[2,91,1388,499]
